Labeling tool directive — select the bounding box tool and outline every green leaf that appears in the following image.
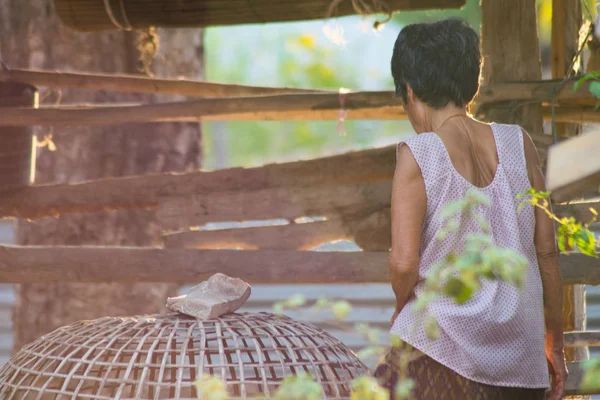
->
[574,229,598,257]
[443,277,474,304]
[332,300,352,320]
[582,359,600,392]
[389,335,404,348]
[194,376,228,400]
[286,294,306,308]
[438,200,466,220]
[395,379,416,399]
[274,373,322,400]
[350,376,389,400]
[424,316,440,340]
[590,81,600,99]
[356,346,385,361]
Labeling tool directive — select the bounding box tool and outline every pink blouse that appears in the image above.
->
[391,123,549,388]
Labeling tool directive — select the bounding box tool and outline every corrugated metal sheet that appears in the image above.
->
[0,220,15,366]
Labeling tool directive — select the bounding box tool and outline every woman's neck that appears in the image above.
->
[429,106,468,131]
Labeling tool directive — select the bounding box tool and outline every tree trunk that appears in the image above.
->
[0,1,203,351]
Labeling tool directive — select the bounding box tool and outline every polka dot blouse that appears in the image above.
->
[390,123,549,389]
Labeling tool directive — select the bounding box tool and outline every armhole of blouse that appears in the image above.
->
[396,142,406,161]
[517,126,535,188]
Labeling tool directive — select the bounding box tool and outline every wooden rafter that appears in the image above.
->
[54,0,467,31]
[0,246,595,284]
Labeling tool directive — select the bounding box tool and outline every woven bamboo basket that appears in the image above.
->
[0,312,368,399]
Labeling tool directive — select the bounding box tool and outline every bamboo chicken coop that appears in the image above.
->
[0,0,600,397]
[0,312,368,399]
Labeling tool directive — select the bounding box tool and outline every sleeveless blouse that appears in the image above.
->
[390,123,550,388]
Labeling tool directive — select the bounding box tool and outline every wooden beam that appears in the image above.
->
[566,361,599,395]
[0,246,595,284]
[163,220,351,250]
[0,145,395,220]
[4,68,595,107]
[553,199,600,222]
[541,106,600,124]
[37,102,596,124]
[4,68,326,98]
[561,252,600,284]
[0,91,401,127]
[551,0,582,138]
[547,131,600,203]
[0,83,598,127]
[0,246,389,284]
[157,180,392,231]
[476,79,595,107]
[54,0,466,32]
[564,331,600,347]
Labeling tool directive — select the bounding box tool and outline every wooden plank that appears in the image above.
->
[561,252,600,285]
[566,361,599,395]
[551,0,582,139]
[5,68,326,98]
[0,91,403,127]
[547,131,600,203]
[157,180,392,231]
[41,103,596,124]
[163,220,351,250]
[5,68,596,108]
[553,199,600,222]
[0,145,396,220]
[0,246,595,284]
[0,86,597,127]
[0,246,390,284]
[564,331,600,347]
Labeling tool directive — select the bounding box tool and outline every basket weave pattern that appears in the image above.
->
[0,312,367,399]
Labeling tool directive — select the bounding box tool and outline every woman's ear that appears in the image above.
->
[406,84,414,103]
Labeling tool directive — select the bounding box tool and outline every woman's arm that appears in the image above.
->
[522,131,564,353]
[389,144,427,315]
[522,129,567,399]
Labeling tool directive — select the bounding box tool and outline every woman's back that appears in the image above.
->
[436,117,499,188]
[390,122,549,387]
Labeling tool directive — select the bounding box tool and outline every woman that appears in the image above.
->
[375,19,568,400]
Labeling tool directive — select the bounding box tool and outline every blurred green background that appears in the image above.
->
[202,0,596,170]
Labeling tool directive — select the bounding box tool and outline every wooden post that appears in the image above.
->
[481,0,588,367]
[551,0,588,365]
[0,81,37,187]
[551,0,582,138]
[481,0,544,132]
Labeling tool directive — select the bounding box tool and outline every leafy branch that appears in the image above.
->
[518,188,600,391]
[517,188,598,257]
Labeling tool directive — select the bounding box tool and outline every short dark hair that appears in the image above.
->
[391,18,481,108]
